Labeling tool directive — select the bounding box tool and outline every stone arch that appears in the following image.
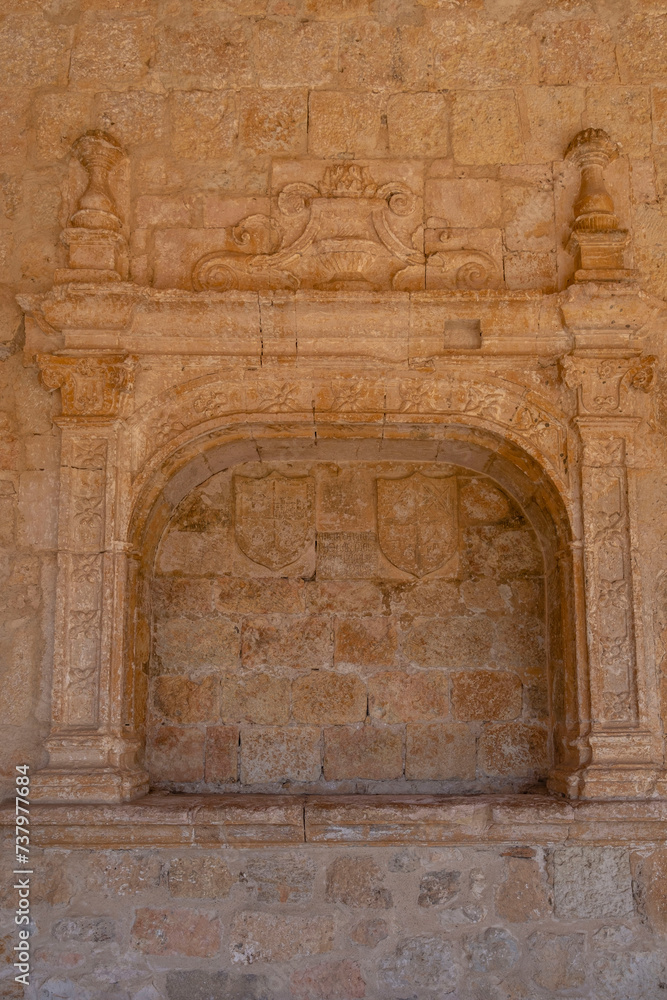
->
[120,411,586,797]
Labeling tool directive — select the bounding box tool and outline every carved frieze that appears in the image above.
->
[192,162,500,293]
[377,473,457,578]
[234,472,315,570]
[37,353,136,418]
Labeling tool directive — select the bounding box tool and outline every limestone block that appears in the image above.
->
[616,12,667,82]
[431,18,534,89]
[85,852,162,896]
[205,725,239,783]
[316,467,375,532]
[252,20,338,87]
[451,91,523,166]
[495,858,552,921]
[242,615,332,670]
[165,971,269,1000]
[461,526,543,578]
[154,616,240,675]
[459,579,507,614]
[631,848,667,931]
[94,91,167,148]
[418,868,461,906]
[464,927,519,972]
[153,674,221,723]
[335,618,398,668]
[584,86,652,158]
[325,856,392,908]
[290,960,367,1000]
[405,723,477,780]
[424,178,502,228]
[368,671,449,723]
[306,0,374,18]
[379,936,458,992]
[167,855,233,898]
[503,250,557,291]
[292,671,367,724]
[239,853,316,903]
[155,18,253,89]
[523,85,586,162]
[238,89,308,155]
[0,15,72,89]
[459,478,513,523]
[527,931,586,990]
[231,911,335,963]
[216,578,304,614]
[308,92,384,158]
[52,916,115,942]
[0,92,29,158]
[478,723,548,778]
[147,726,205,783]
[17,471,58,548]
[537,19,618,85]
[70,14,153,87]
[451,670,522,722]
[152,579,216,617]
[134,195,194,228]
[323,723,404,779]
[387,92,450,157]
[222,673,290,725]
[403,616,493,668]
[502,184,556,253]
[305,581,383,614]
[651,87,667,146]
[132,907,221,957]
[553,846,634,918]
[169,91,238,159]
[34,93,93,162]
[338,20,397,90]
[240,726,321,783]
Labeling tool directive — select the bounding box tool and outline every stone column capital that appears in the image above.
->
[559,352,655,417]
[37,352,137,419]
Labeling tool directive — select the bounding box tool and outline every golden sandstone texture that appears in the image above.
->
[2,1,667,998]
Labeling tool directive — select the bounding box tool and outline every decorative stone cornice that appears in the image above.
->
[37,352,137,418]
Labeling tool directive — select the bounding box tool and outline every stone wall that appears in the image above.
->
[1,838,666,999]
[1,2,667,998]
[147,460,549,794]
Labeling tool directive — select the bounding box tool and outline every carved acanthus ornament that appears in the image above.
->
[37,353,137,418]
[565,129,634,282]
[192,163,500,293]
[56,130,127,284]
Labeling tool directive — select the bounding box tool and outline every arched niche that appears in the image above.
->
[123,420,585,797]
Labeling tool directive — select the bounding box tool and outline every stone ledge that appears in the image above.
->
[2,793,667,848]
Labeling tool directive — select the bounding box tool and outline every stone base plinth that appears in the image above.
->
[29,765,149,804]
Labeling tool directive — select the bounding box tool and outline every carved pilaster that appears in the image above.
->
[560,350,664,797]
[32,352,147,803]
[565,128,635,283]
[55,130,128,284]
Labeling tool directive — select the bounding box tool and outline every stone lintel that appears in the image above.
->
[3,793,667,849]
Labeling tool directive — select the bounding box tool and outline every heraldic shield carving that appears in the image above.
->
[234,472,315,570]
[377,473,457,578]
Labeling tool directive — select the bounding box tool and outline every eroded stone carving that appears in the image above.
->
[192,162,500,292]
[565,129,633,282]
[56,130,127,284]
[234,472,315,570]
[37,353,136,417]
[377,473,457,578]
[560,354,655,415]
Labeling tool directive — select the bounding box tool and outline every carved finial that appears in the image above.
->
[70,130,124,231]
[564,128,634,282]
[55,131,128,284]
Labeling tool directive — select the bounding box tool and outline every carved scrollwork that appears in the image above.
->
[560,353,655,416]
[37,353,136,418]
[191,162,498,293]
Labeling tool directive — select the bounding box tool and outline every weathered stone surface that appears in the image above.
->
[418,868,461,907]
[132,907,221,956]
[241,616,332,671]
[165,971,269,1000]
[239,853,316,903]
[324,723,403,779]
[631,847,667,931]
[335,617,398,667]
[290,960,366,1000]
[221,673,290,725]
[349,917,389,947]
[326,856,392,908]
[148,726,205,783]
[495,858,551,921]
[379,936,458,992]
[292,671,367,724]
[308,91,383,157]
[168,855,233,898]
[451,670,522,721]
[553,846,634,919]
[406,722,477,780]
[205,725,239,783]
[368,670,449,722]
[478,723,548,778]
[464,927,520,972]
[527,931,586,991]
[154,615,240,674]
[240,726,321,783]
[153,674,220,723]
[451,91,523,165]
[231,911,335,963]
[169,91,238,159]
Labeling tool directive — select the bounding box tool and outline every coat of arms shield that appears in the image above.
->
[377,473,457,577]
[234,473,315,570]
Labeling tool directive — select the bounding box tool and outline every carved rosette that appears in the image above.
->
[37,353,137,418]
